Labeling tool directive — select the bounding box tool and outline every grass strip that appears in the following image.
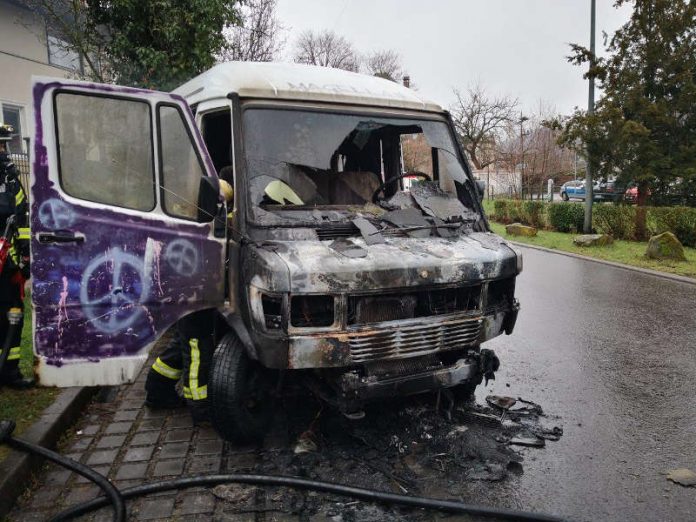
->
[0,291,58,462]
[487,220,696,279]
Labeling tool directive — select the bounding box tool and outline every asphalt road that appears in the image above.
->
[474,245,696,521]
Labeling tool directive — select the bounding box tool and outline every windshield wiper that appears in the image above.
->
[369,223,463,235]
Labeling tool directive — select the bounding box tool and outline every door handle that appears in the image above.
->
[37,231,85,244]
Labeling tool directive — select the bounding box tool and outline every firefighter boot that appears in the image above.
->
[145,370,184,409]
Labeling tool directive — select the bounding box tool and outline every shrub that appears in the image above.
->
[506,200,524,224]
[522,201,546,229]
[592,204,636,240]
[493,200,509,223]
[547,203,585,232]
[647,206,696,247]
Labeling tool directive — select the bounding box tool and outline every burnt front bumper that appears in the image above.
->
[336,356,478,403]
[287,307,516,369]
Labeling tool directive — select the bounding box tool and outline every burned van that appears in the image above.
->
[30,62,520,440]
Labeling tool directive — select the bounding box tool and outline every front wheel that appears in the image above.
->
[561,192,569,201]
[209,332,275,442]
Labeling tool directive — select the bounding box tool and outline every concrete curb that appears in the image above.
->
[509,240,696,286]
[0,386,96,518]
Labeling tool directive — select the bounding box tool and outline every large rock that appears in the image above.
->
[646,232,686,261]
[505,223,537,237]
[573,234,614,247]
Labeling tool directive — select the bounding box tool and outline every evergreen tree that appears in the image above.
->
[560,0,696,235]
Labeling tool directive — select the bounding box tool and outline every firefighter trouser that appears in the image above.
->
[179,310,215,402]
[145,310,215,405]
[0,267,24,381]
[145,330,185,405]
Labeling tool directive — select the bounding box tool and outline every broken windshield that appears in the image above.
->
[242,107,479,229]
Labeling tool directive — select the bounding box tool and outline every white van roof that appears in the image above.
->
[172,61,443,113]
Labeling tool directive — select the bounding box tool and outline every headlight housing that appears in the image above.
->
[290,295,335,328]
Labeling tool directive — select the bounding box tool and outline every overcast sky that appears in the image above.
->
[275,0,632,116]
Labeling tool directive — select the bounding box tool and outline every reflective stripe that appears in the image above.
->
[151,357,182,380]
[8,244,18,264]
[2,346,21,361]
[188,338,207,400]
[17,227,30,240]
[184,385,206,400]
[15,191,25,205]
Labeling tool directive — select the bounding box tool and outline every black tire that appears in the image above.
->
[209,332,274,442]
[561,192,569,201]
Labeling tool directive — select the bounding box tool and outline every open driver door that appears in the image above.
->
[30,78,226,386]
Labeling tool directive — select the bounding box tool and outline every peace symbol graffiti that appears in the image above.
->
[80,248,151,334]
[164,239,199,276]
[38,198,75,229]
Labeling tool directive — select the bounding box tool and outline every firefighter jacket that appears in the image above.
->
[0,152,29,273]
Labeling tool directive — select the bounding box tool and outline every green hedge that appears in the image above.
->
[546,203,585,232]
[593,204,636,240]
[647,207,696,247]
[522,201,546,229]
[487,199,696,246]
[492,199,544,227]
[493,200,509,222]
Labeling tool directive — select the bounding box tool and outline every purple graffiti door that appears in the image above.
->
[30,78,225,386]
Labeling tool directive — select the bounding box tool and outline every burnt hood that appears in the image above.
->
[250,232,519,294]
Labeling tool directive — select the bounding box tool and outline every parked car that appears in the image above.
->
[30,63,522,441]
[624,185,651,203]
[594,178,625,202]
[560,179,623,202]
[560,179,600,201]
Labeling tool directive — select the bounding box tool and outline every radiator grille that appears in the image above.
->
[354,295,416,323]
[347,315,482,363]
[348,285,481,325]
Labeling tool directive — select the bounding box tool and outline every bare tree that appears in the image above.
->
[220,0,285,62]
[450,84,518,170]
[293,29,360,72]
[401,134,432,175]
[363,49,403,82]
[20,0,108,82]
[494,104,575,199]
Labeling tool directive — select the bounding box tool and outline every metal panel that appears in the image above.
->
[347,315,482,363]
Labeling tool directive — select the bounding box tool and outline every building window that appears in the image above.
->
[1,104,24,154]
[47,34,83,72]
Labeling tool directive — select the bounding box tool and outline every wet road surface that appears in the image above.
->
[10,245,696,521]
[476,246,696,521]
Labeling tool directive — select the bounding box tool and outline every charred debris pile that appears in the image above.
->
[217,393,563,520]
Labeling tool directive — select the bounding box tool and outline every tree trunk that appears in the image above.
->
[634,181,649,241]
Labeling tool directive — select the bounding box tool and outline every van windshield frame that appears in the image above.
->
[240,103,479,228]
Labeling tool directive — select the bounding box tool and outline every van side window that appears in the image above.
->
[158,105,205,220]
[201,110,232,177]
[55,93,155,211]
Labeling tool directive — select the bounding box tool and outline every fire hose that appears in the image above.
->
[0,331,564,521]
[0,320,564,521]
[0,266,563,521]
[0,416,565,522]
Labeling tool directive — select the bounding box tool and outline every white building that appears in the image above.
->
[472,168,522,199]
[0,0,77,154]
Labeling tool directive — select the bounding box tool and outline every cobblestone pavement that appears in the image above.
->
[8,364,267,522]
[9,357,526,522]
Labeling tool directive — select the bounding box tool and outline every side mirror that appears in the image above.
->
[197,176,219,223]
[475,179,486,201]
